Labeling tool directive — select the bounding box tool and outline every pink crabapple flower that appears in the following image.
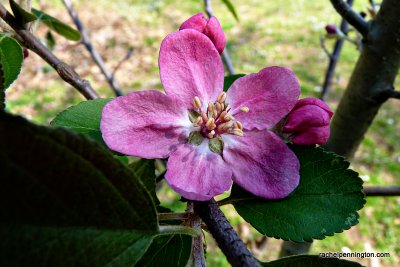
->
[179,13,226,54]
[282,98,334,145]
[100,29,301,201]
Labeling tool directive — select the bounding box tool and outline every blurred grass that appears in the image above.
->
[5,0,400,266]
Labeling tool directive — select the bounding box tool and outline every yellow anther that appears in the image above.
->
[206,118,215,130]
[240,106,250,113]
[218,111,227,121]
[207,130,216,139]
[220,103,225,111]
[236,121,243,130]
[217,121,233,131]
[215,102,222,113]
[201,112,208,122]
[208,102,214,112]
[230,128,244,137]
[212,106,218,119]
[192,96,202,109]
[194,116,203,126]
[224,114,234,122]
[217,92,227,103]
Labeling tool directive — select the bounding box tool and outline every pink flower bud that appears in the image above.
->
[325,24,337,35]
[283,98,334,145]
[179,13,226,54]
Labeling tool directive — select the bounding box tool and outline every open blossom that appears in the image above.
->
[179,13,226,54]
[283,98,334,145]
[101,29,301,201]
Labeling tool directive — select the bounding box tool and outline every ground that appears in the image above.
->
[4,0,400,266]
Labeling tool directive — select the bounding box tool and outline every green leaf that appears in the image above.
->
[221,0,239,21]
[9,0,37,24]
[0,111,158,266]
[262,255,362,266]
[45,31,56,50]
[50,98,111,147]
[223,74,245,92]
[229,145,365,242]
[129,159,159,206]
[0,34,23,109]
[31,8,81,41]
[136,234,192,267]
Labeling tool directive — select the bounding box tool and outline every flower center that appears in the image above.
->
[190,92,249,139]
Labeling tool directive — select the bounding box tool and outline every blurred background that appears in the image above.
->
[5,0,400,266]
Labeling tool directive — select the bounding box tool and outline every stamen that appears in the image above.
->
[217,121,233,131]
[224,114,234,122]
[194,116,203,126]
[207,130,215,139]
[229,128,244,137]
[192,96,202,109]
[212,106,218,119]
[206,118,215,130]
[208,102,214,113]
[240,106,250,113]
[236,121,243,130]
[217,92,227,103]
[215,102,222,113]
[220,103,225,111]
[218,111,227,121]
[201,112,208,122]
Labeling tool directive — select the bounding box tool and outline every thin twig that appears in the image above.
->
[0,3,98,100]
[330,0,369,37]
[203,0,235,75]
[363,186,400,196]
[193,199,260,267]
[158,212,189,221]
[320,0,354,100]
[185,202,206,267]
[62,0,123,96]
[112,47,133,78]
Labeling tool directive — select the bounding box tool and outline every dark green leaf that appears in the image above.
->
[223,74,245,92]
[50,98,111,147]
[221,0,239,21]
[262,255,362,266]
[9,0,37,24]
[136,234,192,267]
[32,8,81,41]
[0,34,23,109]
[229,145,365,242]
[129,159,159,206]
[45,31,56,50]
[0,112,158,266]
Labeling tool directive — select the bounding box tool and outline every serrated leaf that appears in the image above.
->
[221,0,239,21]
[262,255,362,266]
[229,145,365,242]
[31,8,81,41]
[50,98,111,147]
[9,0,37,24]
[129,159,160,206]
[0,34,23,109]
[136,234,192,267]
[223,74,245,92]
[0,112,158,266]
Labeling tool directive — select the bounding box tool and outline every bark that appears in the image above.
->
[326,0,400,158]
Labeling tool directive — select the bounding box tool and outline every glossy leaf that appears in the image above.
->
[0,112,158,266]
[263,255,362,266]
[51,98,111,147]
[9,0,37,24]
[223,74,245,92]
[0,34,23,109]
[130,159,159,206]
[32,8,81,41]
[229,145,365,242]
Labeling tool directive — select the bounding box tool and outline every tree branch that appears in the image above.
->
[62,0,123,96]
[203,0,235,75]
[363,186,400,196]
[320,0,353,100]
[330,0,369,37]
[0,4,98,100]
[193,199,260,267]
[387,90,400,99]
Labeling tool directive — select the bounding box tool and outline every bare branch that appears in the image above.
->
[330,0,369,37]
[0,4,98,100]
[387,90,400,99]
[112,47,133,78]
[364,186,400,196]
[194,199,260,267]
[62,0,123,96]
[203,0,236,75]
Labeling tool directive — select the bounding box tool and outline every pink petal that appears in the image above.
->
[226,66,300,130]
[165,142,232,201]
[179,13,207,32]
[222,130,300,199]
[100,90,192,158]
[293,98,334,117]
[283,105,331,131]
[204,16,226,54]
[159,29,224,108]
[292,125,330,145]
